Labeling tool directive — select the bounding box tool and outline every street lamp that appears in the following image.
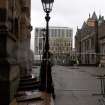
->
[41,0,54,13]
[40,0,55,98]
[41,0,54,52]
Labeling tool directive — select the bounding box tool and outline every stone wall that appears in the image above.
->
[0,0,32,104]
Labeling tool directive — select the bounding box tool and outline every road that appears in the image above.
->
[52,65,103,105]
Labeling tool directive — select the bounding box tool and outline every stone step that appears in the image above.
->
[18,76,40,91]
[20,77,37,82]
[19,80,40,86]
[16,91,43,102]
[16,92,55,105]
[18,83,40,91]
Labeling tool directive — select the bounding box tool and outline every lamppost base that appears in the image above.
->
[39,58,55,98]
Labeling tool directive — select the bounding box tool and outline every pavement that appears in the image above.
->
[17,92,54,105]
[10,99,18,105]
[52,65,105,105]
[15,65,105,105]
[76,66,105,76]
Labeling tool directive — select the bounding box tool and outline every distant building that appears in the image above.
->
[75,12,105,66]
[34,27,73,65]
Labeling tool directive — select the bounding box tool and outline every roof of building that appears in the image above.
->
[82,21,87,29]
[92,11,97,20]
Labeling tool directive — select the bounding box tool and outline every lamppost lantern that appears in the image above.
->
[41,0,54,13]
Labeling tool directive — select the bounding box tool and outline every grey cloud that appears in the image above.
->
[31,0,105,50]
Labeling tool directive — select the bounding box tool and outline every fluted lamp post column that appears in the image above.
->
[40,0,55,98]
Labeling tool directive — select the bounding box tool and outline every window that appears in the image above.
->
[91,37,94,48]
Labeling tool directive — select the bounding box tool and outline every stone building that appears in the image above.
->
[98,15,105,65]
[75,12,105,65]
[0,0,32,104]
[34,27,73,65]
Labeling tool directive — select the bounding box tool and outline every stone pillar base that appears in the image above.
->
[0,63,20,105]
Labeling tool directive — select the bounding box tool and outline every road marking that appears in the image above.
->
[55,89,89,92]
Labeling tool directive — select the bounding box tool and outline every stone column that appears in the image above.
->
[18,0,32,78]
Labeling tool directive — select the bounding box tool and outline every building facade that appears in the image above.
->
[0,0,32,104]
[34,27,73,65]
[75,12,105,66]
[98,15,105,66]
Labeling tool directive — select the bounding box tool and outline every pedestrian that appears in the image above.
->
[76,59,79,66]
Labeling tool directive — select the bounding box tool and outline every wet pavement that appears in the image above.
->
[52,65,105,105]
[17,92,54,105]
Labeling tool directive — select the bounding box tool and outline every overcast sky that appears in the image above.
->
[31,0,105,50]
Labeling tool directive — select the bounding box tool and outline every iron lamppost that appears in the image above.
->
[40,0,55,98]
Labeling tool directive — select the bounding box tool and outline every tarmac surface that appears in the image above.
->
[52,65,105,105]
